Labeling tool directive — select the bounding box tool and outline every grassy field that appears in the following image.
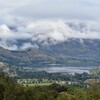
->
[17,78,55,87]
[23,83,52,87]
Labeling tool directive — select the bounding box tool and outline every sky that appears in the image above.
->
[0,0,100,50]
[0,0,100,22]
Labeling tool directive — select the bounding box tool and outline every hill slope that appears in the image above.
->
[0,47,56,67]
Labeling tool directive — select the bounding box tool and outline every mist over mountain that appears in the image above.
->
[0,37,100,67]
[0,20,100,67]
[0,20,100,50]
[0,0,100,67]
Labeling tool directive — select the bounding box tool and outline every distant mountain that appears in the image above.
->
[0,38,100,67]
[0,47,56,67]
[39,39,100,66]
[41,39,100,60]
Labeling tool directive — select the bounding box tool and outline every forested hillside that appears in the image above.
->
[0,72,100,100]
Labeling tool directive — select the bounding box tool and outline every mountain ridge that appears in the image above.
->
[0,38,100,67]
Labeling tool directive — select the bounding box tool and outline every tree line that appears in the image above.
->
[0,72,100,100]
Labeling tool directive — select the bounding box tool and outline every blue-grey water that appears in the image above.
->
[34,66,95,74]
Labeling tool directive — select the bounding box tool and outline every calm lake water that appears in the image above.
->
[34,66,95,74]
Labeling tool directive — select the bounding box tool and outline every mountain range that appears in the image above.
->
[0,38,100,67]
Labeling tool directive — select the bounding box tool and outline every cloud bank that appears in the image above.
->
[0,20,100,50]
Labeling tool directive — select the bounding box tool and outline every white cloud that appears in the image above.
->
[0,20,100,50]
[19,42,39,50]
[0,24,32,39]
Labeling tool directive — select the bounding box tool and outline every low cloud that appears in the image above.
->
[0,20,100,50]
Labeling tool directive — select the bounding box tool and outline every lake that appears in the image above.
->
[33,66,95,74]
